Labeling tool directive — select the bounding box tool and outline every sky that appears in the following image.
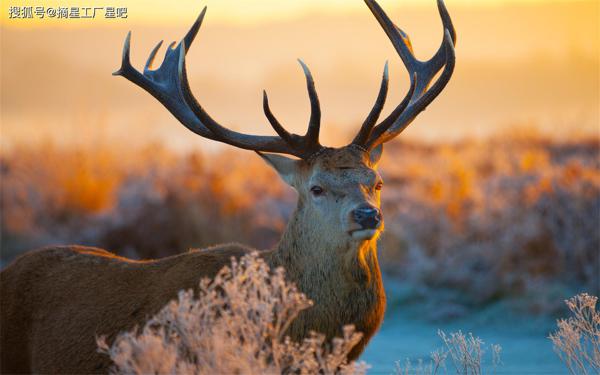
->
[2,0,597,149]
[1,0,582,27]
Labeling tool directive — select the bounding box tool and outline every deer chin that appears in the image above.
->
[350,228,379,241]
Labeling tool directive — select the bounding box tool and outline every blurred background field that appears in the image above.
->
[2,134,599,309]
[1,0,599,373]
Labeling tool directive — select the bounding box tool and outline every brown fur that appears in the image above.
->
[0,146,386,373]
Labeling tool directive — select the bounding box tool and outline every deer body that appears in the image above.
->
[2,245,383,373]
[1,0,455,373]
[1,245,253,373]
[2,148,386,373]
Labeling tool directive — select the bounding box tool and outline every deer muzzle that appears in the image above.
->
[352,205,382,230]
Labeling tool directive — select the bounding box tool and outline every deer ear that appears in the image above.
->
[369,144,384,166]
[256,152,302,186]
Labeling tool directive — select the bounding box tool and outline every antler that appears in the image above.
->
[113,7,324,160]
[115,0,455,159]
[352,0,456,149]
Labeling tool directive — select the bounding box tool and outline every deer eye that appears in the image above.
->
[310,186,324,196]
[375,182,383,191]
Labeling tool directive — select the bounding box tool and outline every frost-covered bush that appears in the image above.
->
[394,330,501,375]
[98,252,368,375]
[549,293,600,375]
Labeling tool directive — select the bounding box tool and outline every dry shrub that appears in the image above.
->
[438,331,501,375]
[98,252,368,375]
[394,330,501,375]
[549,293,600,375]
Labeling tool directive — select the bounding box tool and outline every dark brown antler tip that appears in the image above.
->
[297,59,321,144]
[112,31,132,76]
[144,40,164,72]
[263,90,294,144]
[437,0,456,45]
[181,7,207,53]
[352,61,389,146]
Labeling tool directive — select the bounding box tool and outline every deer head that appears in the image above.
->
[113,0,456,254]
[113,0,456,255]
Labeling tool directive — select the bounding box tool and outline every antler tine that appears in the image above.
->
[428,0,457,75]
[363,0,420,71]
[262,90,294,145]
[144,40,164,72]
[182,6,206,53]
[297,59,321,146]
[113,31,133,77]
[352,61,389,146]
[361,0,457,149]
[259,60,325,159]
[369,29,455,147]
[367,72,416,144]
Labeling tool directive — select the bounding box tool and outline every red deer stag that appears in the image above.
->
[1,0,455,373]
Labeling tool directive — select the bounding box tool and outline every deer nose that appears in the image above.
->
[352,205,382,230]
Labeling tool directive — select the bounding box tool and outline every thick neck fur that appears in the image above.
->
[269,199,382,293]
[266,199,385,359]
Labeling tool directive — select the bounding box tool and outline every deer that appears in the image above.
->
[0,0,455,373]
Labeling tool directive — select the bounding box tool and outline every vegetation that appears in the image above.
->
[379,132,599,316]
[2,132,598,316]
[98,252,368,375]
[549,293,600,375]
[97,253,598,374]
[394,330,502,375]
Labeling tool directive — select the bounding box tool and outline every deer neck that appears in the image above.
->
[266,201,386,358]
[268,203,383,298]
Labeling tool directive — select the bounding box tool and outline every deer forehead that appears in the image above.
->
[310,146,372,169]
[306,147,379,190]
[309,169,378,192]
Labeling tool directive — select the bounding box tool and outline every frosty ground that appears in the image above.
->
[363,279,565,374]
